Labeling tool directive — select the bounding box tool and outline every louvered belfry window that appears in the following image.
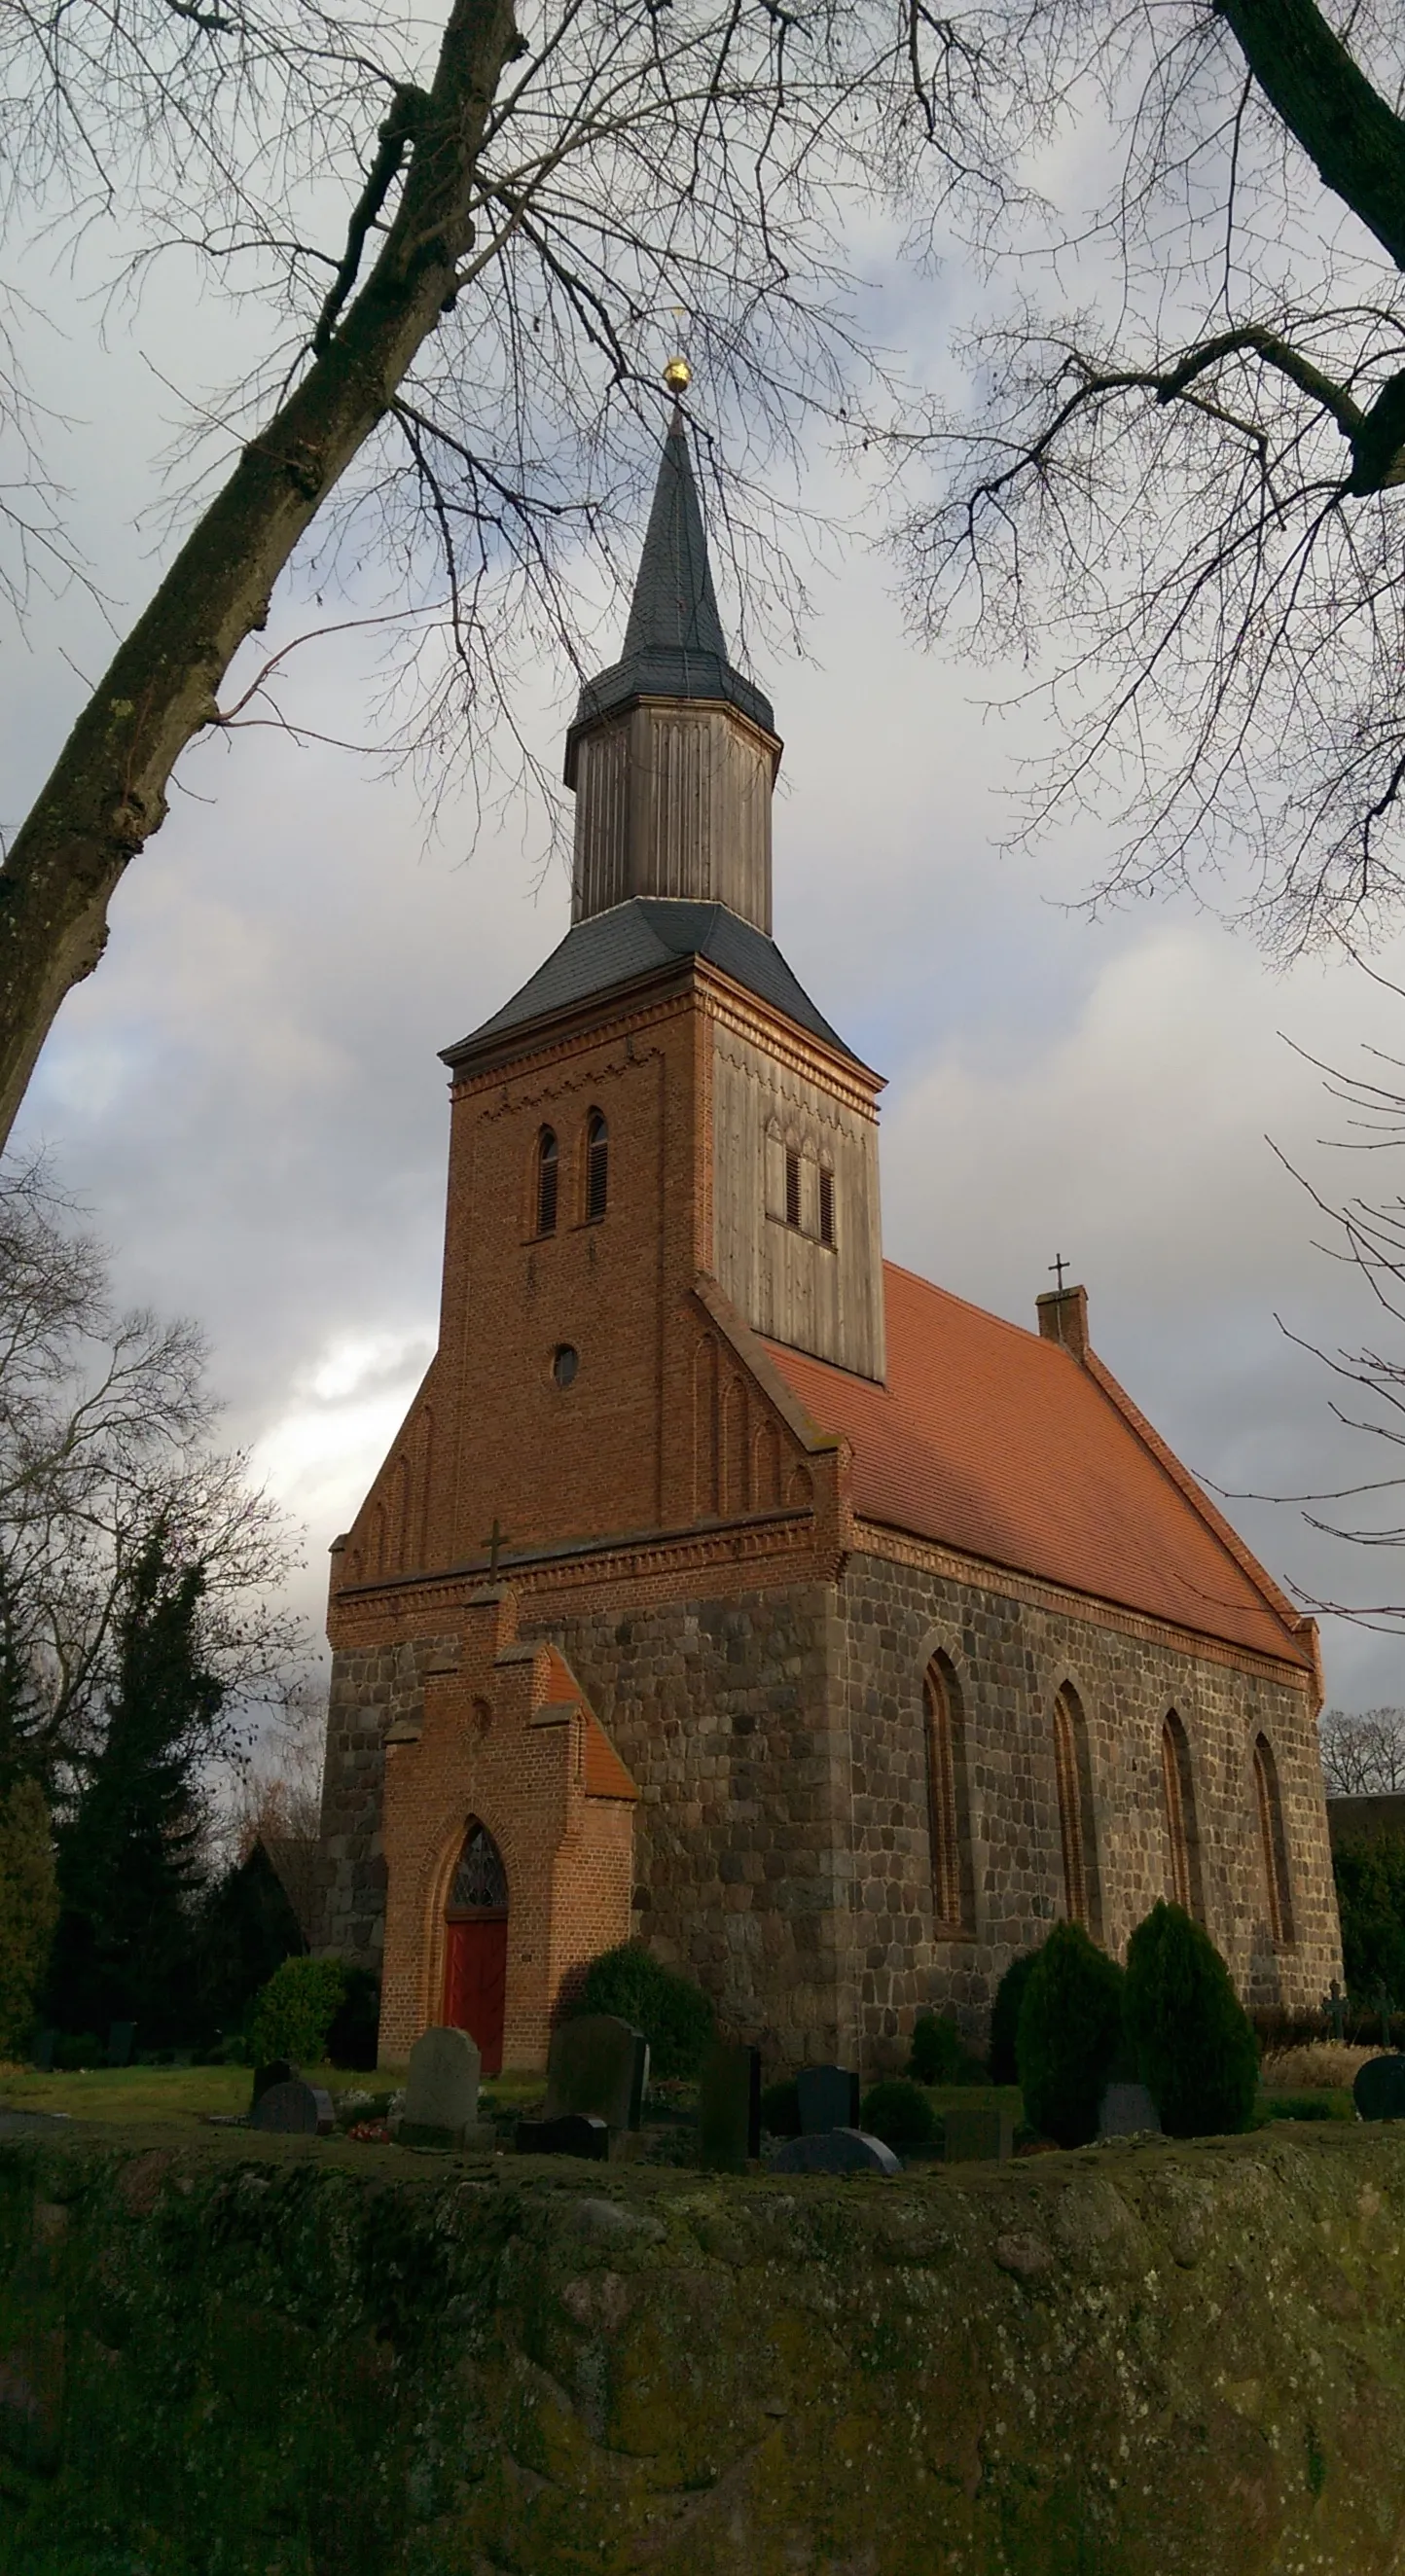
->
[450,1820,508,1914]
[784,1148,802,1230]
[536,1127,558,1235]
[586,1110,609,1221]
[819,1166,835,1246]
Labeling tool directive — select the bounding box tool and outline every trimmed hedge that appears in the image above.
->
[1124,1900,1258,2137]
[907,2011,984,2085]
[860,2078,935,2148]
[1016,1920,1124,2147]
[246,1956,346,2067]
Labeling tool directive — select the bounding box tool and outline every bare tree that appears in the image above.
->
[0,0,1023,1145]
[1319,1706,1405,1795]
[0,1158,307,1802]
[224,1676,327,1935]
[890,0,1405,957]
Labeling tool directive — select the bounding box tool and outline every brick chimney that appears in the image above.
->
[1036,1281,1090,1362]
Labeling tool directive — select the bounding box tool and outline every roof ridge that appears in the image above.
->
[882,1258,1045,1348]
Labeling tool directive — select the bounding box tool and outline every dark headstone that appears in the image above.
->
[106,2021,136,2069]
[1097,2083,1161,2141]
[250,2058,296,2115]
[1353,2053,1405,2122]
[172,2050,194,2069]
[945,2103,1016,2163]
[31,2031,54,2073]
[515,2113,610,2161]
[767,2127,900,2176]
[797,2065,860,2136]
[545,2017,649,2131]
[249,2079,335,2137]
[699,2041,761,2169]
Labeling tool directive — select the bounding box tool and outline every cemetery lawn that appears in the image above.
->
[0,2062,349,2126]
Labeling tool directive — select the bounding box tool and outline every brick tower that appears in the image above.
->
[319,398,1341,2075]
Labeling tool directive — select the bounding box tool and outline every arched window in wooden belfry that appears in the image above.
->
[535,1127,558,1236]
[924,1655,970,1933]
[1253,1732,1294,1944]
[1053,1684,1100,1936]
[1161,1710,1204,1920]
[585,1109,609,1223]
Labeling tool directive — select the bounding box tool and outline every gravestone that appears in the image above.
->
[797,2065,860,2136]
[31,2031,54,2073]
[1353,2053,1405,2123]
[1097,2082,1161,2140]
[699,2041,761,2170]
[544,2016,648,2133]
[515,2113,610,2160]
[1323,1979,1348,2046]
[767,2127,900,2176]
[250,2058,296,2116]
[400,2025,495,2151]
[249,2079,335,2136]
[945,2103,1016,2164]
[106,2022,136,2069]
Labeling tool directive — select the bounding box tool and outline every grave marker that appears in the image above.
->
[544,2016,648,2132]
[515,2112,610,2160]
[946,2103,1016,2163]
[767,2127,900,2176]
[1097,2083,1161,2140]
[1354,2053,1405,2123]
[400,2025,495,2151]
[250,2058,296,2116]
[699,2041,761,2169]
[249,2079,335,2136]
[106,2022,136,2069]
[796,2065,860,2136]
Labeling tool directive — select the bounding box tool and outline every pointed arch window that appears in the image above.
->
[536,1127,558,1236]
[449,1818,508,1915]
[586,1109,609,1222]
[1253,1733,1294,1944]
[924,1654,972,1934]
[1053,1685,1100,1937]
[1161,1710,1205,1921]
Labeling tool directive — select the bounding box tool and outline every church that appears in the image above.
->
[315,388,1342,2076]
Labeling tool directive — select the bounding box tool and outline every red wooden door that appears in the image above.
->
[443,1916,508,2073]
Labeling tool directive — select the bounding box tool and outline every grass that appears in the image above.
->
[0,2062,365,2126]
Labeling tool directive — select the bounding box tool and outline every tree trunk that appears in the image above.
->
[0,0,518,1150]
[1216,0,1405,270]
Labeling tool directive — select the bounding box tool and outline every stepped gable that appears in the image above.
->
[764,1261,1314,1666]
[443,896,859,1066]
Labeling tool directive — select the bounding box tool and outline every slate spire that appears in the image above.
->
[568,410,775,740]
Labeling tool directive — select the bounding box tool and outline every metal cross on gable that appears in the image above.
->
[1049,1253,1070,1293]
[482,1517,510,1577]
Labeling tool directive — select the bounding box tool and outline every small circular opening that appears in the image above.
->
[553,1343,579,1389]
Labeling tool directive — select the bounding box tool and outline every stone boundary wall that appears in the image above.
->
[3,2126,1405,2574]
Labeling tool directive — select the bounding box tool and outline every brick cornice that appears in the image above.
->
[851,1516,1315,1693]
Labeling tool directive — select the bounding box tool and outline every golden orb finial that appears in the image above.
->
[663,354,692,395]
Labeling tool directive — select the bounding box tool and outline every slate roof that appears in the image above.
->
[443,897,861,1066]
[569,412,775,737]
[765,1264,1314,1669]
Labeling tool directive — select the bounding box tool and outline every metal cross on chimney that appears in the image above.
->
[1049,1253,1069,1293]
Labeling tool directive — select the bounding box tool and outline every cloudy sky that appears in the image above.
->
[6,181,1405,1719]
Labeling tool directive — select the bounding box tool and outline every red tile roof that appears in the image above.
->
[583,1718,639,1802]
[764,1263,1313,1670]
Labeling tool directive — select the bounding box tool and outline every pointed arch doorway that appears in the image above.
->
[443,1820,509,2073]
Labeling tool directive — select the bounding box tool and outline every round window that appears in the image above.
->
[553,1343,579,1388]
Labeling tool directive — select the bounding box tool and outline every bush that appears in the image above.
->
[563,1940,714,2081]
[1124,1901,1258,2138]
[1332,1836,1405,2004]
[326,1966,380,2069]
[860,2078,935,2148]
[0,1776,58,2059]
[989,1948,1041,2086]
[760,2076,801,2137]
[1016,1920,1125,2148]
[908,2011,984,2085]
[246,1956,346,2067]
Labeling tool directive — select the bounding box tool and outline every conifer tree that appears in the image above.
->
[48,1521,223,2043]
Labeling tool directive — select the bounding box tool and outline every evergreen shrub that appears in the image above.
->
[246,1956,346,2067]
[907,2011,984,2085]
[1331,1837,1405,2004]
[0,1776,58,2058]
[326,1966,380,2069]
[860,2078,935,2147]
[1016,1920,1125,2147]
[760,2077,801,2137]
[564,1940,715,2080]
[989,1947,1041,2086]
[1124,1900,1258,2137]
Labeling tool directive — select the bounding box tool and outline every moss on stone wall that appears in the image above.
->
[3,2122,1405,2573]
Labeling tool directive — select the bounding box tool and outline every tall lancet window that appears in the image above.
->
[1053,1684,1100,1937]
[924,1654,971,1934]
[586,1110,609,1222]
[1253,1732,1294,1944]
[536,1127,558,1236]
[1161,1710,1204,1920]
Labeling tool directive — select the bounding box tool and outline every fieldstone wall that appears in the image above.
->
[314,1634,457,1969]
[531,1582,850,2066]
[838,1547,1341,2062]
